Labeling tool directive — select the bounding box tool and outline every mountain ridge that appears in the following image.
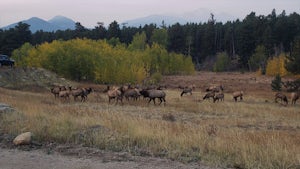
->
[1,9,237,32]
[1,16,76,33]
[123,9,237,27]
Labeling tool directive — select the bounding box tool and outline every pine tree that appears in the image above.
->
[285,36,300,74]
[271,74,282,91]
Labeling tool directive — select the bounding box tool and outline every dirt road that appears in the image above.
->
[0,147,218,169]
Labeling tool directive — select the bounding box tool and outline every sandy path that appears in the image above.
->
[0,148,217,169]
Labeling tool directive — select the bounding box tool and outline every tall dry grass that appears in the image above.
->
[0,87,299,169]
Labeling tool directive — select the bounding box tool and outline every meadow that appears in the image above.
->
[0,72,299,169]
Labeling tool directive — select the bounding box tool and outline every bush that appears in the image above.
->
[271,74,282,91]
[213,52,230,72]
[248,45,267,74]
[149,72,163,84]
[266,54,289,76]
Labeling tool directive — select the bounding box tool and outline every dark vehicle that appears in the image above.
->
[0,54,15,67]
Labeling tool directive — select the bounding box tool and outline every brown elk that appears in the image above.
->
[213,93,224,103]
[233,91,243,102]
[140,89,150,100]
[140,89,166,105]
[106,86,125,104]
[291,92,299,105]
[124,88,141,101]
[180,87,193,97]
[71,88,83,101]
[206,85,224,93]
[275,92,288,105]
[50,85,67,99]
[81,88,93,101]
[58,86,72,101]
[71,87,92,102]
[203,92,215,101]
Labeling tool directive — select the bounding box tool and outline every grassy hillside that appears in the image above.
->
[0,67,74,91]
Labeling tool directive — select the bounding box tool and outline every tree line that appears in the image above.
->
[0,9,299,74]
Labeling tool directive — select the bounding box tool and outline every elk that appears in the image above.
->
[291,92,299,105]
[275,92,288,105]
[233,91,243,102]
[206,85,224,93]
[141,89,166,105]
[213,93,224,103]
[203,92,215,101]
[124,88,141,101]
[106,86,125,104]
[50,85,67,99]
[79,88,93,102]
[58,86,72,101]
[180,87,193,97]
[69,87,92,102]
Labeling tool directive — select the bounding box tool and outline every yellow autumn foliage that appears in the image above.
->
[265,53,289,76]
[12,38,195,84]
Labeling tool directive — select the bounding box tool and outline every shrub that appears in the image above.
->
[149,72,163,84]
[248,45,267,74]
[213,52,230,72]
[271,74,282,91]
[266,54,289,76]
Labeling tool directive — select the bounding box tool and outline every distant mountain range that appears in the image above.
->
[1,16,76,33]
[124,8,237,27]
[1,9,237,32]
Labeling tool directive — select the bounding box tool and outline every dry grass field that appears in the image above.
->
[0,71,299,169]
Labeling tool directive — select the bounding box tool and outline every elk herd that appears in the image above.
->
[50,83,299,106]
[105,85,166,105]
[50,85,92,102]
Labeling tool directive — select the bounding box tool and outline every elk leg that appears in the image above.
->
[180,91,184,97]
[159,98,162,105]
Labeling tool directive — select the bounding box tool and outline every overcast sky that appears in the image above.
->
[1,0,300,28]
